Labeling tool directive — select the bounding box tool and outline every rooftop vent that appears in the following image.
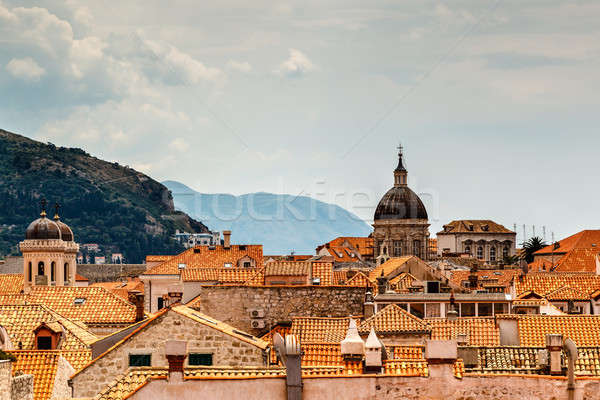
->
[239,245,247,250]
[194,248,200,254]
[178,263,186,270]
[74,298,86,305]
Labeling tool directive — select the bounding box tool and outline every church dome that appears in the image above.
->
[54,218,74,242]
[25,215,62,240]
[374,186,428,220]
[373,145,428,221]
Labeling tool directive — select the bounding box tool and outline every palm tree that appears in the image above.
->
[521,236,547,264]
[502,254,520,266]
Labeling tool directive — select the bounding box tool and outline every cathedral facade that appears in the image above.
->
[372,146,430,264]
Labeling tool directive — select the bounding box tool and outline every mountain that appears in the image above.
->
[0,129,209,263]
[163,180,373,255]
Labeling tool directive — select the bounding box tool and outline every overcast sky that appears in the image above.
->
[1,0,599,242]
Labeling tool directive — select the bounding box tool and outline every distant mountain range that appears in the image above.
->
[163,180,373,255]
[0,129,208,263]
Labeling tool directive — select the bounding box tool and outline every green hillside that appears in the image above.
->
[0,129,209,263]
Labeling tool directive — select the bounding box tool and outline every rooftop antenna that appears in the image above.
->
[543,226,546,242]
[533,225,536,238]
[523,224,526,243]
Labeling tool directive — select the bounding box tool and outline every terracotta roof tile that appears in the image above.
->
[534,230,600,255]
[437,220,514,235]
[449,269,517,292]
[358,304,430,335]
[316,237,374,262]
[332,270,348,285]
[290,317,353,343]
[428,317,500,346]
[515,273,600,297]
[9,350,60,400]
[90,279,144,300]
[382,360,428,376]
[311,261,333,285]
[27,286,136,325]
[533,230,600,272]
[264,261,309,276]
[144,245,263,275]
[545,286,590,301]
[389,272,417,293]
[0,274,24,295]
[514,315,600,347]
[344,271,374,287]
[368,256,413,281]
[0,304,97,350]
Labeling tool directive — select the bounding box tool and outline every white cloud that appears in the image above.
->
[226,60,252,73]
[275,48,316,77]
[5,57,46,81]
[169,138,189,152]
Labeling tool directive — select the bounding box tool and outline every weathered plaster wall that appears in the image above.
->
[0,360,10,400]
[51,356,74,400]
[188,285,365,336]
[131,372,600,400]
[11,374,33,400]
[71,310,266,398]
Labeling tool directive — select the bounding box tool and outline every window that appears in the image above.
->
[425,303,441,318]
[51,262,56,282]
[36,336,52,350]
[464,246,471,255]
[490,247,496,262]
[243,261,251,268]
[476,247,484,260]
[503,247,509,258]
[461,303,476,317]
[494,303,507,315]
[224,263,232,268]
[129,354,151,367]
[157,297,164,310]
[64,263,68,282]
[37,262,45,276]
[409,303,424,319]
[28,262,32,282]
[397,303,408,311]
[189,353,213,366]
[393,241,403,257]
[413,240,421,258]
[478,303,493,316]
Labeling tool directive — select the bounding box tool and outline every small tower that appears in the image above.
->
[393,143,408,187]
[340,319,364,361]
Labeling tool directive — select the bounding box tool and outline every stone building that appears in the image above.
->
[19,201,78,289]
[436,220,516,264]
[373,146,430,264]
[70,303,268,398]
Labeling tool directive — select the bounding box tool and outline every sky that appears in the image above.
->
[1,0,599,243]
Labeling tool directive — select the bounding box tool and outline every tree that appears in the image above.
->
[521,236,547,264]
[502,254,520,266]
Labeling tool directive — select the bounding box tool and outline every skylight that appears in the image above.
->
[74,298,86,305]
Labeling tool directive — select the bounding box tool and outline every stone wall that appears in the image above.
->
[0,360,10,400]
[51,356,75,400]
[10,374,33,400]
[77,264,147,283]
[131,371,600,400]
[71,309,266,398]
[187,285,365,336]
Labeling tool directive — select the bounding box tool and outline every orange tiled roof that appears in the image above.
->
[382,360,429,376]
[545,285,590,301]
[9,350,61,400]
[368,256,413,281]
[513,315,600,346]
[0,304,97,350]
[265,261,309,276]
[532,230,600,272]
[389,272,417,293]
[344,271,374,287]
[387,345,424,360]
[311,261,333,285]
[514,272,600,297]
[0,294,27,305]
[144,245,263,275]
[332,270,348,285]
[554,248,600,273]
[290,317,353,343]
[90,279,144,300]
[145,255,174,263]
[428,317,500,346]
[359,304,430,335]
[301,343,344,367]
[27,286,136,325]
[316,237,374,261]
[528,258,557,272]
[0,274,24,295]
[449,269,518,292]
[438,220,514,235]
[534,230,600,255]
[181,267,265,285]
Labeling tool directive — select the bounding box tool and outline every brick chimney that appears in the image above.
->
[546,334,563,375]
[165,340,187,383]
[166,284,184,307]
[128,290,145,322]
[223,230,231,249]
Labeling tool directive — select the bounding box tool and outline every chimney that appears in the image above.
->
[340,319,365,361]
[166,284,184,307]
[376,271,389,295]
[546,334,563,375]
[364,328,383,372]
[128,291,145,322]
[468,266,478,289]
[284,335,302,400]
[363,287,375,319]
[223,230,231,249]
[447,291,458,321]
[425,339,458,379]
[165,340,187,383]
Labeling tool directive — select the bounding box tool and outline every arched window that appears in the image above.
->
[413,240,421,258]
[503,247,509,258]
[64,263,69,283]
[464,246,471,255]
[476,247,484,260]
[50,262,56,282]
[393,241,403,257]
[490,247,496,262]
[28,262,32,282]
[37,262,45,276]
